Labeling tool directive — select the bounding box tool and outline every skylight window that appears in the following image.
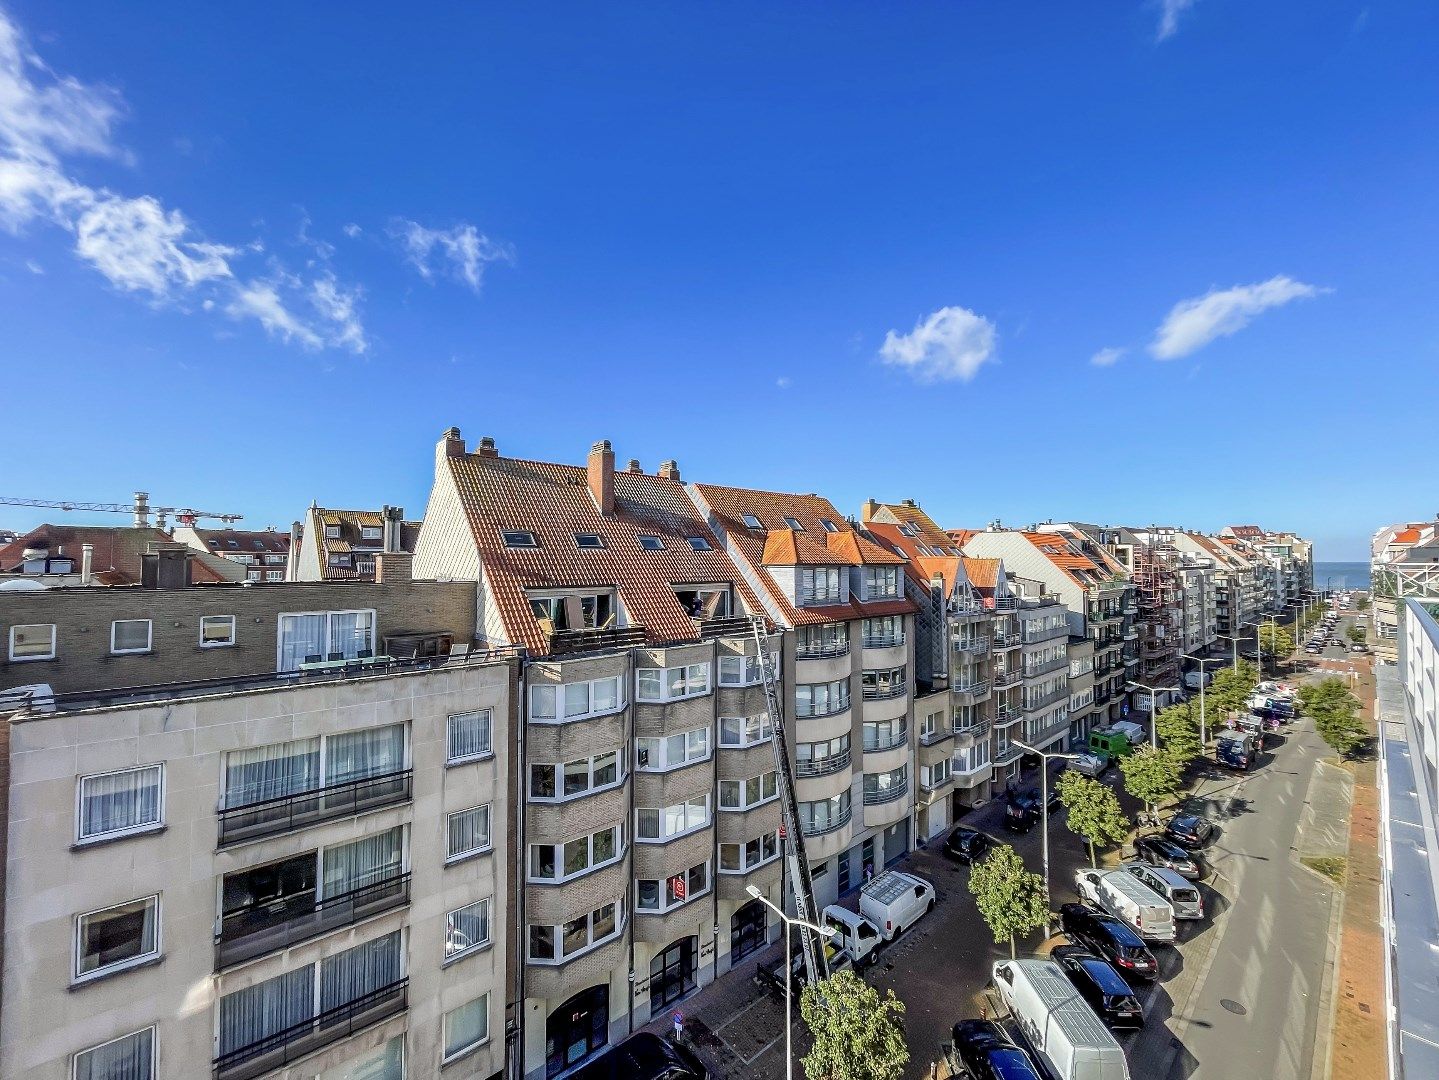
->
[226,540,239,549]
[898,525,917,537]
[503,530,538,548]
[687,536,713,551]
[819,519,839,533]
[783,516,805,531]
[741,514,764,530]
[575,534,605,550]
[915,544,933,557]
[638,535,665,551]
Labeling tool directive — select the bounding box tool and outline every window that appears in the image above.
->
[222,724,405,809]
[636,663,711,702]
[922,760,952,789]
[638,535,665,550]
[719,713,773,747]
[360,526,383,541]
[863,566,902,599]
[77,765,163,843]
[9,622,56,661]
[719,831,779,873]
[635,729,709,772]
[797,566,842,605]
[325,525,341,539]
[315,1036,404,1080]
[863,717,908,751]
[110,619,152,655]
[529,592,614,632]
[800,792,851,834]
[741,513,764,530]
[502,530,538,548]
[636,796,709,842]
[795,623,848,657]
[862,665,908,699]
[446,805,493,862]
[898,524,917,537]
[637,862,710,913]
[795,680,849,716]
[795,734,849,771]
[447,710,493,764]
[74,895,160,982]
[675,586,731,619]
[530,751,622,798]
[445,899,492,961]
[528,901,624,963]
[720,772,778,810]
[265,570,282,582]
[783,516,805,531]
[955,742,991,772]
[862,616,903,647]
[444,993,491,1062]
[277,609,376,670]
[529,826,624,882]
[73,1027,155,1080]
[820,518,839,533]
[247,569,262,582]
[686,536,712,551]
[575,533,605,550]
[328,553,352,568]
[863,766,907,802]
[200,615,236,647]
[718,654,764,686]
[529,676,625,722]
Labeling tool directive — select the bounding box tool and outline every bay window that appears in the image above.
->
[863,567,902,599]
[800,792,851,835]
[863,766,908,803]
[529,826,623,882]
[719,831,780,873]
[528,900,623,964]
[863,717,908,752]
[718,654,764,686]
[862,665,907,699]
[795,680,849,717]
[529,675,624,722]
[636,663,711,702]
[530,751,622,799]
[795,734,849,775]
[635,729,709,772]
[636,862,710,913]
[795,623,848,658]
[719,713,773,747]
[719,771,778,811]
[862,616,904,648]
[636,796,709,842]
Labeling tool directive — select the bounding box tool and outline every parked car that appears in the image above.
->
[943,825,994,865]
[1004,784,1062,832]
[1073,868,1175,943]
[1164,814,1214,849]
[948,1019,1046,1080]
[1120,862,1204,919]
[1069,751,1111,778]
[1134,835,1203,879]
[1351,643,1369,653]
[1050,944,1146,1030]
[1305,645,1321,654]
[568,1034,708,1080]
[991,958,1133,1080]
[821,906,884,968]
[1215,732,1258,772]
[1058,904,1158,982]
[1087,729,1134,760]
[859,870,935,941]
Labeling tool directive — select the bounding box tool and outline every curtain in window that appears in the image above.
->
[80,767,161,839]
[278,614,326,671]
[321,828,403,899]
[224,739,319,808]
[320,931,401,1014]
[447,900,490,956]
[74,1029,154,1080]
[328,612,374,660]
[444,995,489,1059]
[448,806,491,857]
[327,726,405,785]
[448,712,491,761]
[218,966,312,1057]
[316,1035,404,1080]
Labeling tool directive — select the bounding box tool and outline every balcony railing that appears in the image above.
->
[794,698,851,718]
[919,727,955,747]
[950,601,991,618]
[862,683,908,701]
[952,679,991,700]
[795,640,850,660]
[863,727,909,753]
[953,635,991,654]
[992,669,1021,689]
[794,750,851,778]
[863,633,906,649]
[548,625,648,656]
[863,779,909,805]
[801,804,852,837]
[218,770,414,848]
[993,744,1025,766]
[1021,624,1068,644]
[991,631,1020,649]
[1022,656,1068,679]
[797,591,845,608]
[954,720,990,741]
[992,596,1020,612]
[214,979,408,1080]
[216,872,412,970]
[1023,686,1070,712]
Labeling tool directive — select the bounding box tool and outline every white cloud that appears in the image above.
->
[74,193,234,296]
[1090,347,1125,368]
[342,222,361,239]
[1149,275,1326,360]
[391,219,512,293]
[24,257,41,273]
[311,273,367,354]
[227,279,323,350]
[878,305,997,383]
[1155,0,1197,41]
[775,376,791,389]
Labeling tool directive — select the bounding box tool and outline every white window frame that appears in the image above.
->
[444,898,493,964]
[446,710,494,765]
[200,615,236,648]
[635,728,710,773]
[264,570,283,582]
[718,654,764,686]
[719,831,780,874]
[72,1028,156,1080]
[324,524,341,539]
[719,771,778,811]
[795,680,850,717]
[719,713,773,748]
[529,751,623,801]
[360,525,383,541]
[8,622,56,661]
[445,804,493,863]
[783,515,805,531]
[635,796,710,843]
[73,894,161,984]
[820,518,839,533]
[636,861,711,913]
[275,608,377,670]
[635,663,711,703]
[528,676,625,723]
[527,900,625,965]
[442,993,491,1063]
[76,764,164,844]
[110,619,153,655]
[528,826,625,883]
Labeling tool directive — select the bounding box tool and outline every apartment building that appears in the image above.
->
[1371,521,1439,664]
[175,526,292,583]
[0,614,515,1080]
[1222,526,1314,613]
[292,506,421,582]
[1171,532,1259,647]
[1174,556,1220,658]
[0,525,242,586]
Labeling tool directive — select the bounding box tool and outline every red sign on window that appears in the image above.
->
[670,874,687,901]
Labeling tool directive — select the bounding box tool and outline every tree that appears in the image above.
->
[1155,700,1202,766]
[1357,596,1370,612]
[1347,624,1366,645]
[1209,660,1259,723]
[1056,771,1130,866]
[799,970,908,1080]
[1119,745,1184,820]
[968,844,1049,958]
[1300,677,1368,759]
[1258,623,1294,660]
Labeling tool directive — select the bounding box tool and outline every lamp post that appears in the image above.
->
[745,885,836,1080]
[1013,740,1080,936]
[1182,654,1223,746]
[1123,680,1182,750]
[1216,622,1255,669]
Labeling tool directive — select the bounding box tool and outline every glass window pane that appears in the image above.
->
[562,917,589,956]
[637,809,659,838]
[74,1028,154,1080]
[79,765,162,841]
[563,838,589,876]
[448,805,491,859]
[592,903,617,940]
[563,760,589,796]
[666,667,686,697]
[720,844,740,871]
[638,670,661,700]
[531,685,557,719]
[446,900,490,959]
[564,683,591,718]
[529,925,555,959]
[530,845,556,879]
[77,896,158,977]
[666,733,686,765]
[638,879,660,910]
[444,995,490,1059]
[530,765,556,799]
[593,752,618,787]
[592,678,619,712]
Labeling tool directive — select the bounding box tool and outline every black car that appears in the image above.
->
[1164,814,1215,849]
[1050,944,1146,1029]
[1058,904,1158,982]
[569,1033,707,1080]
[949,1019,1045,1080]
[943,826,994,864]
[1134,835,1203,879]
[1003,786,1061,832]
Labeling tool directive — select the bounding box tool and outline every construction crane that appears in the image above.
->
[0,492,243,530]
[751,616,829,987]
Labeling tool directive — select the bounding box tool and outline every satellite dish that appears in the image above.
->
[0,578,47,591]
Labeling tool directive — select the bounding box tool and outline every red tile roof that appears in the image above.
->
[963,557,1001,590]
[870,501,956,549]
[194,528,290,554]
[947,529,979,547]
[0,526,173,585]
[762,529,852,566]
[1393,528,1421,545]
[308,507,421,581]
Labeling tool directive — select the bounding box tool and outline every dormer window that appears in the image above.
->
[864,566,902,599]
[783,516,805,531]
[253,540,266,550]
[360,526,382,541]
[686,537,712,551]
[530,592,614,633]
[575,534,605,550]
[742,514,764,530]
[503,530,538,548]
[797,566,842,606]
[324,526,340,540]
[638,535,664,551]
[820,519,839,533]
[675,587,731,620]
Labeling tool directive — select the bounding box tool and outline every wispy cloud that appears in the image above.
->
[1149,275,1326,360]
[775,376,792,389]
[1155,0,1197,42]
[390,219,513,293]
[878,305,997,383]
[1090,346,1125,368]
[0,9,365,352]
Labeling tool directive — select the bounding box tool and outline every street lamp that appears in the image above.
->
[1013,740,1080,936]
[745,885,836,1080]
[1182,654,1223,746]
[1123,680,1182,750]
[1216,623,1256,669]
[1260,612,1286,678]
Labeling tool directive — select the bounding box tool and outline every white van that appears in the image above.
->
[821,905,884,967]
[1074,868,1176,943]
[1110,720,1146,746]
[1120,862,1203,920]
[992,959,1131,1080]
[1183,669,1213,690]
[859,870,935,941]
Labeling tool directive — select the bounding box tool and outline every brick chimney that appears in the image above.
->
[658,459,681,481]
[439,427,465,460]
[626,459,642,473]
[860,499,880,523]
[375,551,413,584]
[588,440,615,514]
[475,436,499,458]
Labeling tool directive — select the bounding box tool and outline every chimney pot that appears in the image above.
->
[627,459,642,473]
[658,459,681,481]
[588,440,616,514]
[81,543,94,586]
[440,427,466,459]
[476,436,499,458]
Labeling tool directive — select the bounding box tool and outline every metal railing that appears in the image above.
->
[801,804,852,837]
[862,682,908,701]
[794,750,851,778]
[953,635,991,654]
[954,720,990,741]
[1021,624,1068,644]
[992,669,1022,689]
[993,744,1025,766]
[862,778,909,805]
[863,726,908,753]
[952,679,991,699]
[862,633,906,649]
[1023,686,1070,711]
[218,770,413,847]
[1022,656,1068,679]
[794,697,851,718]
[795,640,850,660]
[215,873,411,970]
[919,727,955,746]
[213,978,408,1080]
[797,591,844,608]
[991,631,1020,648]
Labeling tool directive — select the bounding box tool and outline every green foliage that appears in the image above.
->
[1057,771,1130,866]
[1357,596,1370,612]
[1208,660,1259,720]
[967,844,1050,958]
[799,970,909,1080]
[1119,744,1184,814]
[1347,624,1366,644]
[1155,701,1202,766]
[1258,623,1294,659]
[1299,677,1368,759]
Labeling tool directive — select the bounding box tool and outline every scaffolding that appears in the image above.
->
[1134,531,1182,688]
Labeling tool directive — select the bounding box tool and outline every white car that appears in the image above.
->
[1070,751,1110,778]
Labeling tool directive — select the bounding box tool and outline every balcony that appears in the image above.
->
[862,683,908,702]
[794,750,851,778]
[954,720,990,741]
[950,601,991,620]
[548,625,648,657]
[216,873,412,971]
[862,778,909,806]
[862,632,906,649]
[694,615,758,639]
[795,640,850,660]
[952,635,991,655]
[863,727,909,754]
[1021,624,1068,645]
[992,596,1020,612]
[952,679,991,701]
[795,698,851,719]
[217,770,413,848]
[919,727,955,747]
[992,669,1021,689]
[1023,686,1069,712]
[1123,627,1139,641]
[991,631,1021,649]
[802,804,852,837]
[1022,656,1068,679]
[994,744,1025,766]
[213,979,408,1080]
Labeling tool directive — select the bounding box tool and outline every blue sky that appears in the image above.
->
[2,2,1434,560]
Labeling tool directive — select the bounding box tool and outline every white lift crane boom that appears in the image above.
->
[0,492,243,529]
